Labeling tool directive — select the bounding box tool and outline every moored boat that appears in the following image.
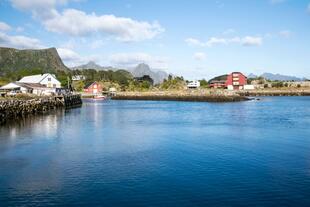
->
[94,95,106,100]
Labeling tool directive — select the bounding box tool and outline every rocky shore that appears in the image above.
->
[112,91,249,102]
[0,95,82,125]
[237,89,310,96]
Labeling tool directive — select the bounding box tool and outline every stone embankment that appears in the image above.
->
[237,89,310,96]
[0,94,82,125]
[112,91,249,102]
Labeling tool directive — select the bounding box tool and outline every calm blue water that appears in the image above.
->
[1,97,310,206]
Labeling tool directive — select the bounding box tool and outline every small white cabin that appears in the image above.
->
[187,80,200,89]
[72,75,86,81]
[19,73,61,88]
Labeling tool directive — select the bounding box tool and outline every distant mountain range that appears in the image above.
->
[71,61,117,71]
[248,73,306,81]
[72,62,168,84]
[0,47,68,75]
[129,63,168,84]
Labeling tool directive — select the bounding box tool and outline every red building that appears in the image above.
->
[209,72,247,90]
[83,82,103,94]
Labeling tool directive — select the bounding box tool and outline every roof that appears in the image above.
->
[209,80,227,84]
[0,82,47,90]
[209,74,228,84]
[16,82,47,89]
[18,73,56,83]
[84,81,98,89]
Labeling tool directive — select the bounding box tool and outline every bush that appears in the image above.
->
[200,79,209,88]
[272,82,284,88]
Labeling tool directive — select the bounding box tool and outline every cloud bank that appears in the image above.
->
[10,0,164,42]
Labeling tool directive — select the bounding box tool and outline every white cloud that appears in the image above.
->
[207,37,227,46]
[241,36,262,46]
[57,47,81,62]
[0,32,44,49]
[185,38,205,47]
[186,36,262,47]
[109,52,168,69]
[0,22,11,31]
[185,37,227,47]
[10,0,164,42]
[43,9,164,42]
[279,30,292,38]
[193,52,206,61]
[10,0,68,19]
[56,47,99,67]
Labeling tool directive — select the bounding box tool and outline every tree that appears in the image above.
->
[199,79,208,88]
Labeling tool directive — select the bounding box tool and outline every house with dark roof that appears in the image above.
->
[209,72,249,90]
[83,82,103,94]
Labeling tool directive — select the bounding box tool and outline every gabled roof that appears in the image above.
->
[18,73,56,83]
[0,82,46,90]
[84,81,98,89]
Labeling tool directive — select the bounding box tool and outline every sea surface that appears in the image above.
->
[1,97,310,206]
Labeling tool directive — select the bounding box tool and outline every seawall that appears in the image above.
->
[0,94,82,125]
[237,89,310,96]
[112,91,249,102]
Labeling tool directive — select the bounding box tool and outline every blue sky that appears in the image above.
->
[0,0,310,79]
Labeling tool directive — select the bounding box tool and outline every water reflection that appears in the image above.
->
[0,109,67,142]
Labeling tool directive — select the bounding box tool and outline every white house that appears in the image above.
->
[19,73,61,88]
[187,80,200,89]
[72,75,86,81]
[0,82,56,96]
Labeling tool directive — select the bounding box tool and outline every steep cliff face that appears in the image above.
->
[0,47,69,74]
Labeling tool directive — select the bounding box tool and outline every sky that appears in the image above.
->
[0,0,310,79]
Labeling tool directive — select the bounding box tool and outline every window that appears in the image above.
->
[53,84,56,88]
[48,78,51,81]
[233,73,239,77]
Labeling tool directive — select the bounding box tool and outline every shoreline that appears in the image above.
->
[237,89,310,96]
[111,91,249,102]
[112,95,250,102]
[111,89,310,102]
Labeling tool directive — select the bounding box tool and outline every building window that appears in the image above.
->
[233,73,239,77]
[53,84,56,88]
[48,78,51,81]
